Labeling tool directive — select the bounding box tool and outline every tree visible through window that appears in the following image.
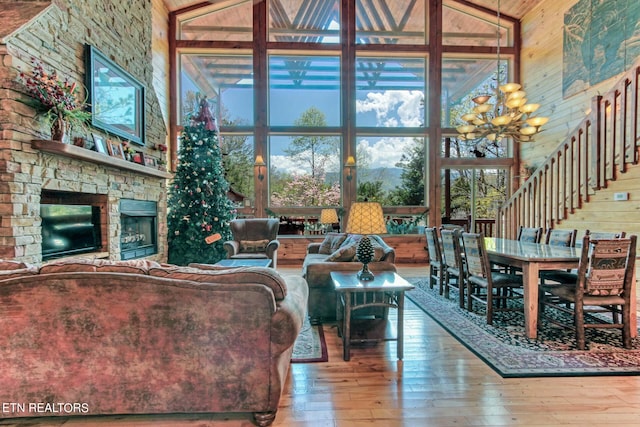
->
[270,107,340,207]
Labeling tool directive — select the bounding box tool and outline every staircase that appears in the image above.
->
[498,61,640,239]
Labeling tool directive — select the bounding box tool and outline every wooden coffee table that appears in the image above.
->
[331,271,414,361]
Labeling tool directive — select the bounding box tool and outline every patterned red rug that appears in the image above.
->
[291,317,328,363]
[407,278,640,377]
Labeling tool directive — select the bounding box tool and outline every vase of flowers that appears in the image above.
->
[18,58,91,142]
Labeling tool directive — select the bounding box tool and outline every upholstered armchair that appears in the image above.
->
[223,218,280,267]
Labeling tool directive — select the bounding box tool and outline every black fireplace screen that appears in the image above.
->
[120,199,157,260]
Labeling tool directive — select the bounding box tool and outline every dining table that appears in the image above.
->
[484,237,637,339]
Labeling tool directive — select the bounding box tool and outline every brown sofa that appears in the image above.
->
[0,259,308,427]
[302,233,396,323]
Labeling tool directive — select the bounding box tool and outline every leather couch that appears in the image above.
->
[0,258,307,427]
[302,233,396,323]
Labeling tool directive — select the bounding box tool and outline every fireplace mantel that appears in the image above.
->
[31,140,172,179]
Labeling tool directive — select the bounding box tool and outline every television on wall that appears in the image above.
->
[85,44,145,145]
[41,204,101,260]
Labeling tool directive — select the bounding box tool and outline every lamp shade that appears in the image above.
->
[345,202,387,235]
[319,208,339,224]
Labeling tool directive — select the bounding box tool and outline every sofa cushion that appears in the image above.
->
[318,233,348,255]
[94,259,161,274]
[326,241,358,261]
[149,266,288,300]
[239,239,270,253]
[40,259,98,273]
[0,260,29,270]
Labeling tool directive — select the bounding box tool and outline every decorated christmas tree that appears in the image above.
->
[167,97,236,265]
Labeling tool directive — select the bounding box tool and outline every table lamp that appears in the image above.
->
[345,202,387,281]
[319,208,339,232]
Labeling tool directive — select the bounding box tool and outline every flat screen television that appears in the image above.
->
[41,204,101,260]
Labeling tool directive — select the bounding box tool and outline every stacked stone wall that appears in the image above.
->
[0,0,168,262]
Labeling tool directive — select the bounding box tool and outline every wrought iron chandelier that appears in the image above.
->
[456,0,548,148]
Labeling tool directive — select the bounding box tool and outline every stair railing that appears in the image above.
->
[498,61,640,239]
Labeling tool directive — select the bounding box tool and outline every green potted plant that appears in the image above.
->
[18,58,91,142]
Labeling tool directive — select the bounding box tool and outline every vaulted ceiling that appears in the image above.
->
[162,0,544,20]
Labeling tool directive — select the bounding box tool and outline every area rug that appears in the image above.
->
[407,278,640,377]
[291,317,328,363]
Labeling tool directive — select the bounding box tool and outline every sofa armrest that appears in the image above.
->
[371,235,396,263]
[307,243,322,254]
[223,241,239,257]
[381,247,396,263]
[266,240,280,258]
[270,274,308,356]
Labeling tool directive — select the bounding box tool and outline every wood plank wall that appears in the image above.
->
[520,0,640,240]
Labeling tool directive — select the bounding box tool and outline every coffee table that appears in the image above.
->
[330,271,414,361]
[213,259,272,268]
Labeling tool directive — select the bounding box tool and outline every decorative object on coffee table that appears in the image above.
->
[345,202,387,281]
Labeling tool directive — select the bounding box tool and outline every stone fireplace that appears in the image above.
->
[0,1,169,263]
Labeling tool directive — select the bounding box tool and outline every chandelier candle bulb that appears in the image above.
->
[491,115,512,126]
[472,95,492,104]
[508,90,527,100]
[520,103,540,113]
[499,82,521,93]
[520,127,538,135]
[526,117,549,127]
[474,104,493,114]
[457,124,476,134]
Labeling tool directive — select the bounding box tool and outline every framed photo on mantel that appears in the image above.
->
[107,139,125,160]
[92,133,108,155]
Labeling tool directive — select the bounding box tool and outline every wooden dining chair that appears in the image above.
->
[545,228,577,247]
[538,235,637,350]
[517,226,543,243]
[440,228,465,307]
[542,229,623,286]
[425,227,445,295]
[585,230,626,239]
[461,232,523,324]
[540,229,578,286]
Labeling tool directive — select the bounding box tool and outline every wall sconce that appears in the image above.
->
[254,155,266,181]
[345,155,356,181]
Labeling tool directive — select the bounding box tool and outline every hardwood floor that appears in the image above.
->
[2,264,640,427]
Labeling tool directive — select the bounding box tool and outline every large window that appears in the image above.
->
[171,0,520,230]
[268,55,341,127]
